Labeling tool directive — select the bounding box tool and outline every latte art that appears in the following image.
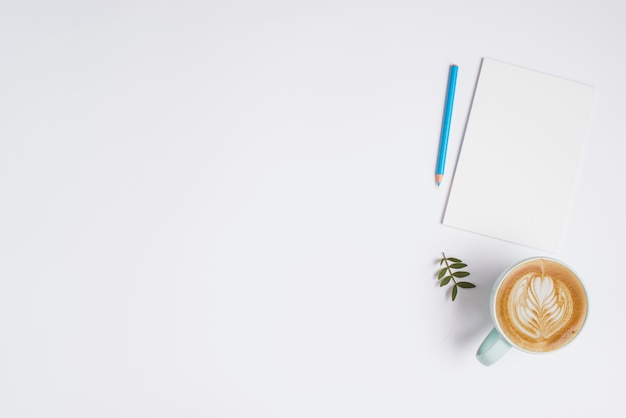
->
[509,274,573,341]
[495,258,587,352]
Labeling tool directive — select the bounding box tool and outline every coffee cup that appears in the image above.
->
[476,257,588,366]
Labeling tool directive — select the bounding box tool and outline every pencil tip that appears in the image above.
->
[436,182,441,189]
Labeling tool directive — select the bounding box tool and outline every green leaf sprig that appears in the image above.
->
[437,252,476,301]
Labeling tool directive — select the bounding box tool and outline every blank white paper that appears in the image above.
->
[443,58,595,252]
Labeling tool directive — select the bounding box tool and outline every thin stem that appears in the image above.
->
[441,252,458,285]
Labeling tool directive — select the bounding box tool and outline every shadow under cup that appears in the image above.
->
[476,257,588,366]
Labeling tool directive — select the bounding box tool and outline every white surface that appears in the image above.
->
[0,1,624,417]
[444,58,595,252]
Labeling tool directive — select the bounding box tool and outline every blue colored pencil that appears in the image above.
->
[436,64,458,188]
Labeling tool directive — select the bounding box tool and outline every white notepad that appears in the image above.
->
[443,59,595,252]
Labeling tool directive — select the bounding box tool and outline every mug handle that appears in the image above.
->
[476,328,511,366]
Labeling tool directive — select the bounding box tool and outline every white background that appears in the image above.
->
[1,1,624,417]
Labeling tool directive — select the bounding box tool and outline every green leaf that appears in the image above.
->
[438,268,448,279]
[436,253,475,301]
[457,282,476,288]
[449,263,467,269]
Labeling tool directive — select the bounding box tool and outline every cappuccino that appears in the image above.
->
[494,258,587,353]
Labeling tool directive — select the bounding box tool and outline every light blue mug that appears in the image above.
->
[476,257,588,366]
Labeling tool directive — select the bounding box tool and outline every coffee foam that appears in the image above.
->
[495,258,587,353]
